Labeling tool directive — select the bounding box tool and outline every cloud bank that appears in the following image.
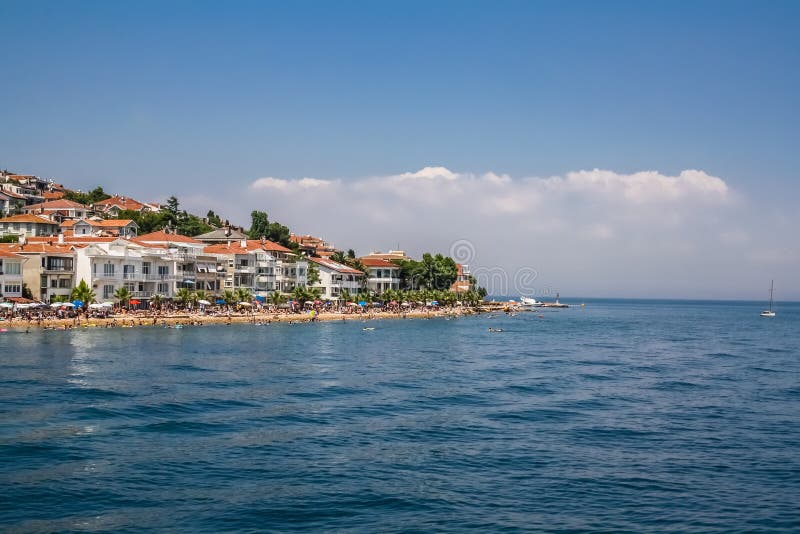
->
[184,166,798,299]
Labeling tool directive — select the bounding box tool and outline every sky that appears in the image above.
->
[2,0,799,299]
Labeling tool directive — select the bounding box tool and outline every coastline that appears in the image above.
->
[0,306,510,331]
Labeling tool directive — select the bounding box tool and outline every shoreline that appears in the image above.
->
[0,306,513,331]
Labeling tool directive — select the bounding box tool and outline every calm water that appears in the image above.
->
[1,300,799,532]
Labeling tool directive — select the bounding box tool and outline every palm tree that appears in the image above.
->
[235,287,252,304]
[150,293,163,310]
[114,286,131,307]
[292,286,310,305]
[70,279,96,310]
[269,291,287,306]
[194,290,209,303]
[221,289,237,305]
[175,288,193,308]
[339,288,353,304]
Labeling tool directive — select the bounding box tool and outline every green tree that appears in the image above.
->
[150,293,163,310]
[235,287,252,303]
[269,291,287,306]
[0,235,19,243]
[70,279,96,309]
[114,286,131,307]
[174,288,194,308]
[248,210,292,246]
[206,210,223,227]
[221,289,237,305]
[306,261,321,286]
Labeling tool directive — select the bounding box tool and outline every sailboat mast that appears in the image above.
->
[769,280,774,311]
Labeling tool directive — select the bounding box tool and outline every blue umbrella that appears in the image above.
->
[255,295,265,302]
[72,300,84,307]
[215,299,225,305]
[431,300,439,305]
[358,300,367,306]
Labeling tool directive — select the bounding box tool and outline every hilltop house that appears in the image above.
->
[24,199,91,222]
[307,257,365,300]
[62,218,138,238]
[0,214,60,238]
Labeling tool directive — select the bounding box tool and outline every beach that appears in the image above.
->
[0,305,498,330]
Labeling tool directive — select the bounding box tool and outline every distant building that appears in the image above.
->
[1,240,78,302]
[0,191,27,216]
[194,226,249,244]
[0,214,60,238]
[290,234,339,258]
[359,257,402,294]
[92,195,159,216]
[24,199,91,221]
[62,218,139,238]
[203,238,307,296]
[0,249,27,300]
[361,250,411,262]
[307,257,365,300]
[451,263,473,293]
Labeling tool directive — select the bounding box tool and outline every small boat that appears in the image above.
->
[520,297,541,307]
[760,280,776,317]
[362,327,375,331]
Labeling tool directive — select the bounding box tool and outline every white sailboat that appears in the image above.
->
[760,280,776,317]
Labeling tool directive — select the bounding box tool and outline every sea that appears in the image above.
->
[1,299,799,533]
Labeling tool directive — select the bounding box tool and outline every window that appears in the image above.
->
[59,279,71,288]
[157,265,169,276]
[47,257,72,271]
[51,279,58,288]
[142,262,150,275]
[123,264,135,278]
[103,263,115,276]
[4,284,21,294]
[4,262,20,275]
[103,285,114,299]
[157,283,169,294]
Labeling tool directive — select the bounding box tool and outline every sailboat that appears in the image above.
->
[760,280,776,317]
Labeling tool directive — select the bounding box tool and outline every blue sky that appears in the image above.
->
[2,1,799,299]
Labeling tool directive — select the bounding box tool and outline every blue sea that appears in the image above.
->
[1,299,799,532]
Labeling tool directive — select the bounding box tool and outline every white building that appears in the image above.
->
[307,257,365,301]
[203,239,307,297]
[74,238,177,302]
[360,257,402,294]
[0,249,27,300]
[133,231,224,295]
[0,214,60,238]
[0,239,77,303]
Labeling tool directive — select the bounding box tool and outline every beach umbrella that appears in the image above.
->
[0,302,13,308]
[389,300,398,305]
[197,299,211,305]
[347,302,359,307]
[431,300,439,306]
[88,303,103,309]
[101,302,114,307]
[215,299,225,305]
[238,302,252,306]
[255,295,265,303]
[358,300,367,307]
[50,302,64,308]
[401,302,411,307]
[72,300,84,307]
[129,299,141,305]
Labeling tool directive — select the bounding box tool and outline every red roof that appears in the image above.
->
[134,230,203,244]
[93,195,146,211]
[308,257,365,275]
[0,214,58,225]
[25,199,88,210]
[359,257,400,268]
[203,239,293,255]
[0,242,78,254]
[0,249,25,259]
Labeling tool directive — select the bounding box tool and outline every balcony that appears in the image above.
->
[234,266,256,274]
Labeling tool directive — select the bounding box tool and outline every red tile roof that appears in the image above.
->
[0,249,26,259]
[0,214,59,225]
[203,239,293,255]
[25,199,88,210]
[0,242,78,254]
[359,257,400,268]
[135,231,203,245]
[308,257,365,275]
[93,195,146,211]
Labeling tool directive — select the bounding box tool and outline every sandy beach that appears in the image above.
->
[0,305,508,331]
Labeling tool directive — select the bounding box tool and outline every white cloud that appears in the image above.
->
[251,176,337,191]
[182,165,799,299]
